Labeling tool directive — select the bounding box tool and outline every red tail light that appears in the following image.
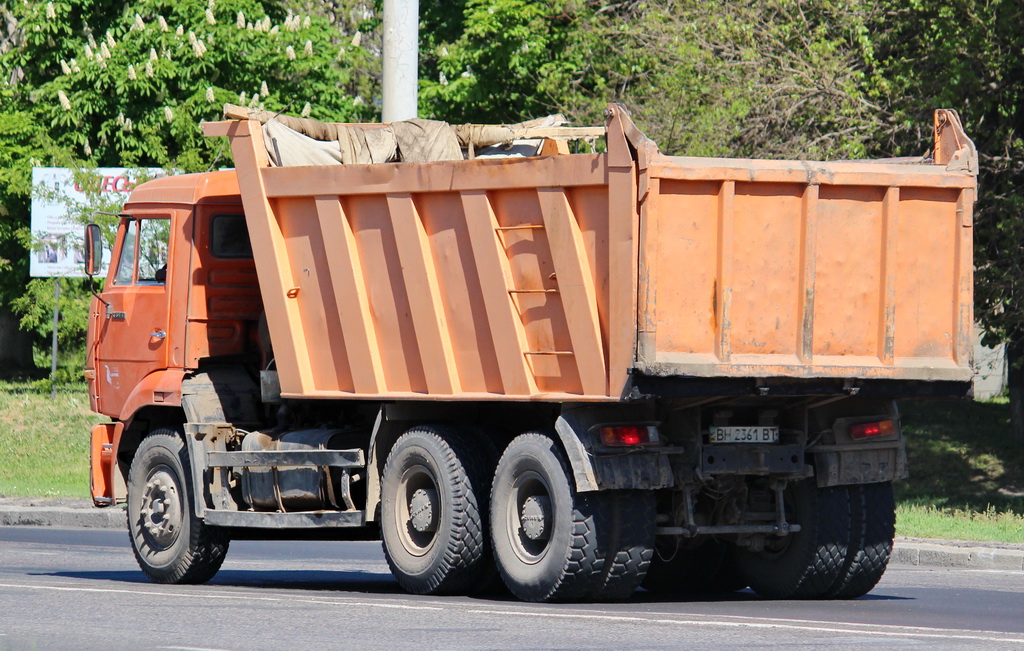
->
[599,425,659,447]
[850,420,896,440]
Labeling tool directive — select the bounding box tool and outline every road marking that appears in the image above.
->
[466,608,1024,644]
[0,582,442,612]
[159,647,236,651]
[308,599,441,611]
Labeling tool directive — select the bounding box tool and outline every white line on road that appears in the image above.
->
[465,608,1024,644]
[0,582,442,612]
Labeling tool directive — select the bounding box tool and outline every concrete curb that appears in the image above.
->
[892,536,1024,571]
[0,503,125,530]
[2,501,1022,572]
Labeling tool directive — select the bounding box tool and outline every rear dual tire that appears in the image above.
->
[736,479,894,600]
[736,479,851,599]
[380,427,493,595]
[825,482,895,598]
[489,433,655,602]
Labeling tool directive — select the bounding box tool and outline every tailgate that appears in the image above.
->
[634,111,977,383]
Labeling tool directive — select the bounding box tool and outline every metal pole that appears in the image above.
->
[382,0,419,122]
[50,278,59,399]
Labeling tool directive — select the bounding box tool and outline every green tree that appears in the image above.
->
[420,1,882,160]
[618,0,883,160]
[0,0,382,373]
[420,0,609,123]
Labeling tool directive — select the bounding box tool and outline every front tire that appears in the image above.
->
[380,427,490,595]
[127,429,228,584]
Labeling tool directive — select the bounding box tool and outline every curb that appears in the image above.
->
[892,536,1024,572]
[0,503,125,530]
[2,502,1022,572]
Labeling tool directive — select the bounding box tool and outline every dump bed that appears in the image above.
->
[203,106,976,401]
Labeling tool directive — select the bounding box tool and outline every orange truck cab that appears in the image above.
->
[85,105,976,603]
[86,172,260,502]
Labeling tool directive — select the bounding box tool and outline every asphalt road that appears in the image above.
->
[1,527,1022,650]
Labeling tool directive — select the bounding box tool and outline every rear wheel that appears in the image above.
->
[736,479,850,599]
[824,482,895,599]
[490,433,654,602]
[380,426,490,595]
[127,429,228,584]
[594,490,656,600]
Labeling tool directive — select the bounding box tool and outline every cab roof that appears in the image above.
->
[124,170,240,208]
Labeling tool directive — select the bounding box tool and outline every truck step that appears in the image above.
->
[205,448,365,469]
[204,509,366,529]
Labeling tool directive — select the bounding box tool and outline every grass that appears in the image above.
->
[896,501,1024,543]
[0,378,103,498]
[897,398,1024,542]
[0,378,1021,542]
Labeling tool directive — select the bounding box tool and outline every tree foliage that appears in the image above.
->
[420,0,883,160]
[5,0,379,171]
[0,0,381,368]
[866,0,1024,439]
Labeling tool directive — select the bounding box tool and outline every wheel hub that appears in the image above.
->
[409,488,437,533]
[395,464,440,557]
[520,495,550,541]
[140,469,181,548]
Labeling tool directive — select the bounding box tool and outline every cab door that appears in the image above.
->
[93,214,172,417]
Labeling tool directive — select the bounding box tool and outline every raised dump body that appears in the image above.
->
[203,106,976,402]
[88,104,976,604]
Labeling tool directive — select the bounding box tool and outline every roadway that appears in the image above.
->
[1,527,1022,649]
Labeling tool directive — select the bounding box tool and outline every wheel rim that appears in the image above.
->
[395,463,440,557]
[506,470,554,564]
[140,465,182,550]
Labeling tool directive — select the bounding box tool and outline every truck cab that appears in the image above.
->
[86,172,262,499]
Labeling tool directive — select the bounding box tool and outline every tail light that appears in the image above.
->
[850,420,896,440]
[598,425,659,447]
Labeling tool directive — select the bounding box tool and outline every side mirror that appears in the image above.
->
[84,223,103,276]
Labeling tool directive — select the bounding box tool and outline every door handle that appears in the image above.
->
[149,330,166,339]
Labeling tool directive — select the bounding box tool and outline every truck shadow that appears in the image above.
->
[38,569,404,595]
[631,590,910,604]
[38,571,910,603]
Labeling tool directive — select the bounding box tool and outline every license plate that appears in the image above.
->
[709,426,779,444]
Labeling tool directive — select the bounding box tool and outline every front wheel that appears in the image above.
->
[127,429,228,584]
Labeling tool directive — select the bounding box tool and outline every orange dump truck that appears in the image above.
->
[85,105,977,602]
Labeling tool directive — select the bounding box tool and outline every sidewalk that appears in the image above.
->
[2,497,1023,571]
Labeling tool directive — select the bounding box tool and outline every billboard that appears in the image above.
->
[30,167,163,278]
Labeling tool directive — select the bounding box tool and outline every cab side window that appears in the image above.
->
[137,219,170,284]
[113,220,137,285]
[210,214,252,259]
[112,217,170,285]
